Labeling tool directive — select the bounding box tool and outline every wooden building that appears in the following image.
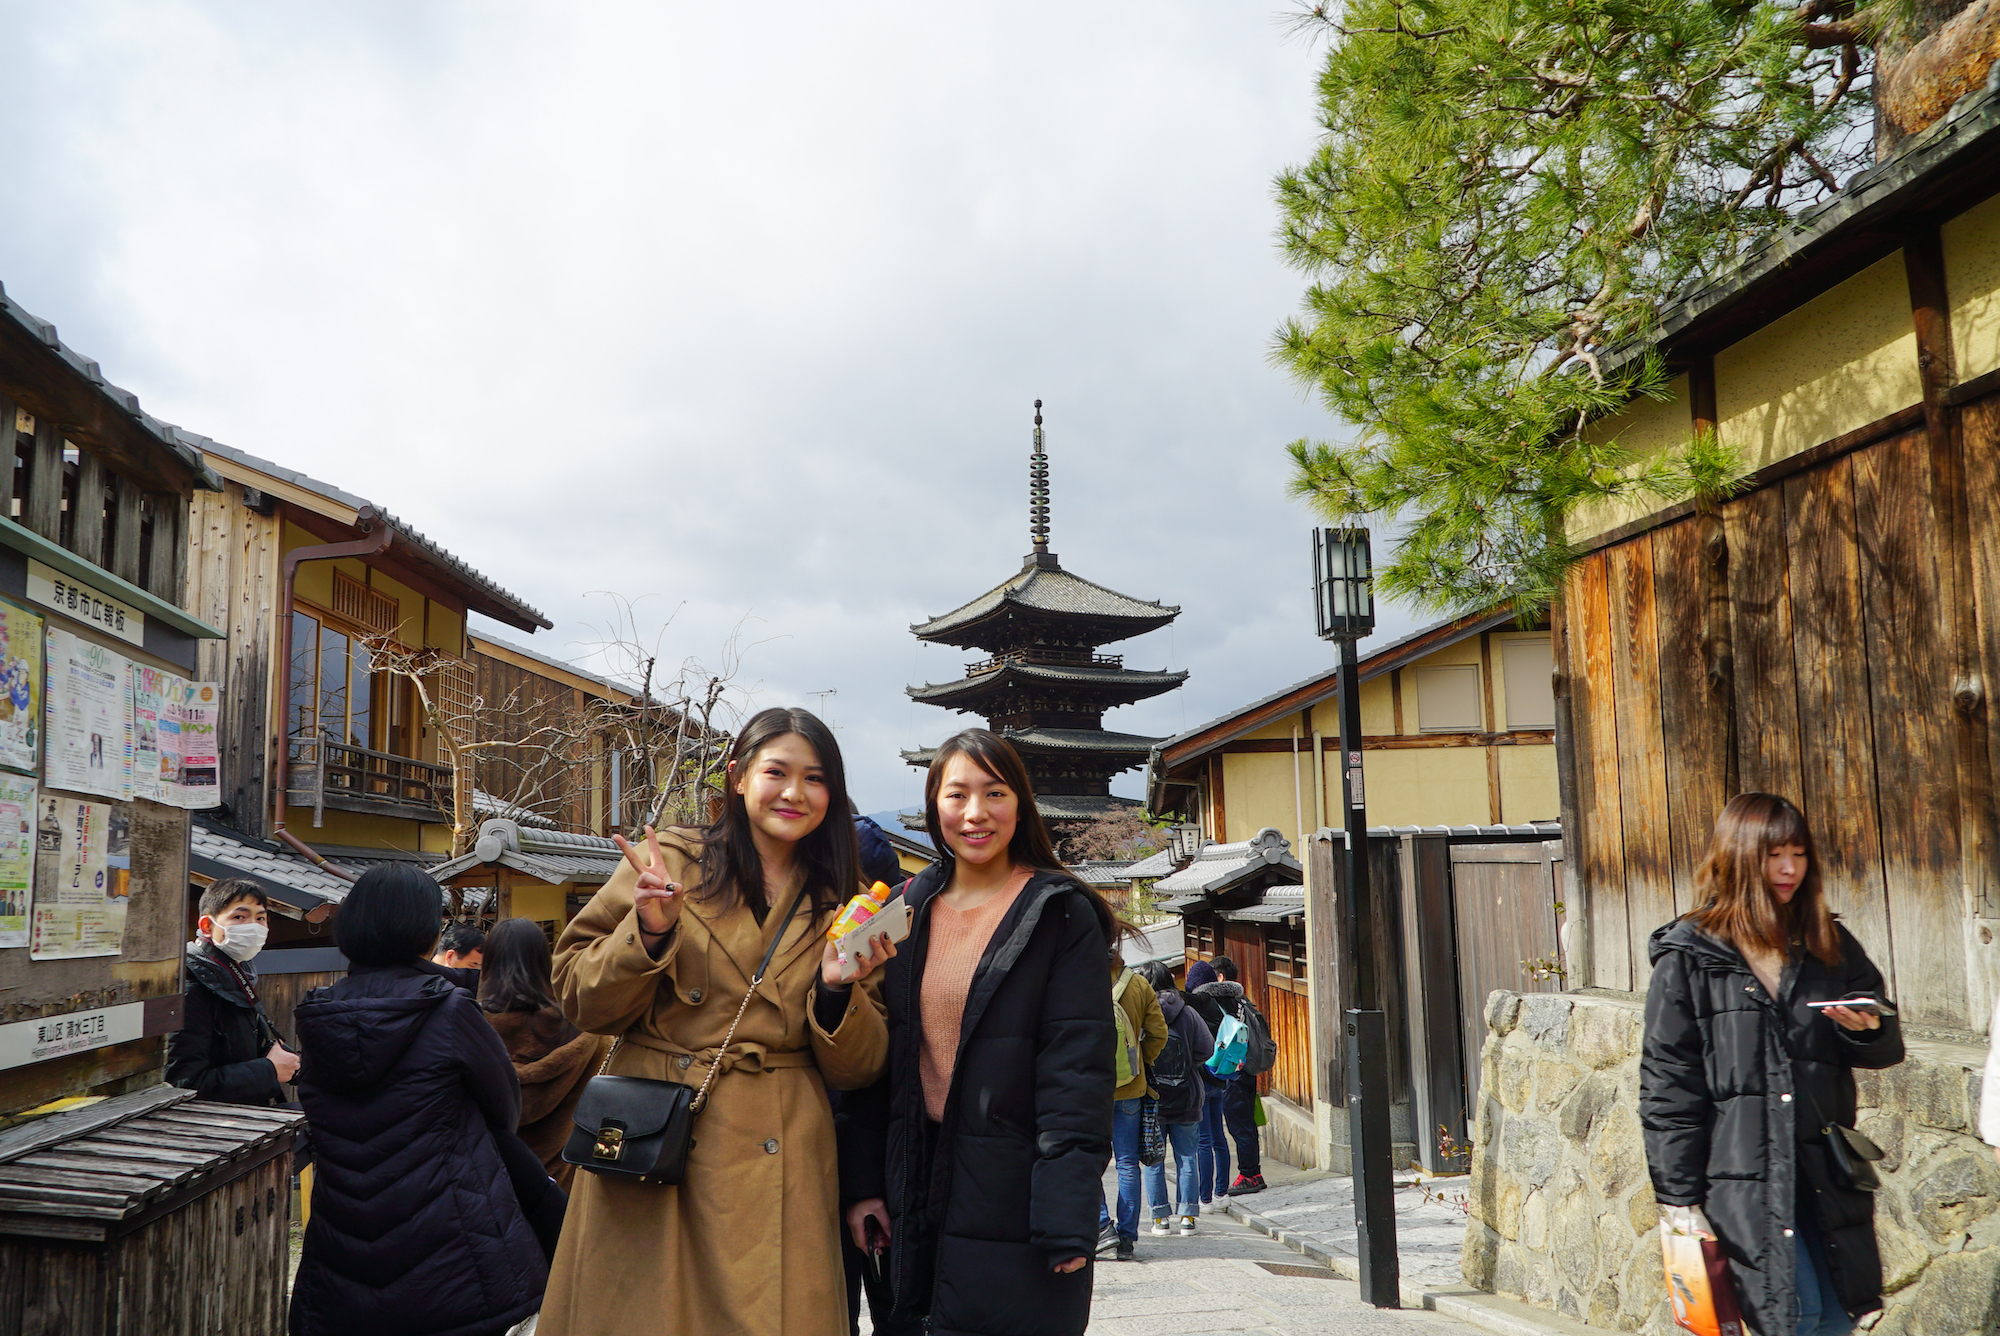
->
[1554,76,2000,1035]
[1145,608,1561,851]
[0,285,305,1333]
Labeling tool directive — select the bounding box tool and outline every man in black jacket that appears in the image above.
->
[166,879,297,1105]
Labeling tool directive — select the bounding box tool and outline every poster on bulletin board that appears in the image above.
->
[44,628,132,801]
[0,598,43,778]
[0,774,31,947]
[132,668,222,809]
[29,795,127,960]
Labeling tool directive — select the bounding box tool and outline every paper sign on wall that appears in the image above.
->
[0,775,35,948]
[0,599,42,778]
[132,667,221,810]
[44,629,133,801]
[29,795,128,960]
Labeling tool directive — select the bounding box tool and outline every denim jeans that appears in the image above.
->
[1097,1097,1144,1242]
[1145,1120,1203,1219]
[1222,1076,1261,1177]
[1795,1217,1854,1336]
[1196,1083,1230,1202]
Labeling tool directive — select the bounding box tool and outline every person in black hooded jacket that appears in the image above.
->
[167,879,297,1105]
[290,865,549,1336]
[1642,794,1903,1336]
[842,729,1115,1336]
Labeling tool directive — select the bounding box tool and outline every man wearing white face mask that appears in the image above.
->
[166,878,300,1105]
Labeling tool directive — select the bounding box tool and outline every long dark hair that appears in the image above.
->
[696,707,858,922]
[478,917,559,1014]
[923,728,1116,947]
[1687,792,1841,965]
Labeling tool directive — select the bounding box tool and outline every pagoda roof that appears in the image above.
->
[912,555,1179,648]
[907,659,1187,709]
[898,792,1141,827]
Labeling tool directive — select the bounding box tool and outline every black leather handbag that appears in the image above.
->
[563,884,810,1187]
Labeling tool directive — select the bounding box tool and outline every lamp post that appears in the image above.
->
[1312,526,1398,1308]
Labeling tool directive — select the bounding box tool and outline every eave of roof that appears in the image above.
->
[908,662,1188,706]
[1148,606,1527,782]
[1600,82,2000,379]
[0,284,222,494]
[195,438,551,632]
[911,557,1179,647]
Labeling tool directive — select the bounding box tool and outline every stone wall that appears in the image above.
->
[1462,989,2000,1335]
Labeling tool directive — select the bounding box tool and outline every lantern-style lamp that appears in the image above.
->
[1171,823,1202,861]
[1313,527,1376,642]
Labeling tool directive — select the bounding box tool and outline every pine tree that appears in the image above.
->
[1273,0,1888,614]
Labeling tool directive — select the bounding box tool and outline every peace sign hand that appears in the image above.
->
[614,825,683,938]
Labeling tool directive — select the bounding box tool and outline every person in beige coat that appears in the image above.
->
[536,707,894,1336]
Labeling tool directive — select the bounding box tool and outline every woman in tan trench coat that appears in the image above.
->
[536,707,893,1336]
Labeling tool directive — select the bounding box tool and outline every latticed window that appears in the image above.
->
[331,570,401,637]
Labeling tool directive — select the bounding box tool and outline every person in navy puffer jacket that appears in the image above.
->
[290,865,548,1336]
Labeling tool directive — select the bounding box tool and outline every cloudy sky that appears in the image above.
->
[0,2,1422,813]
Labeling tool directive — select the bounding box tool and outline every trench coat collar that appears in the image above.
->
[683,863,818,1001]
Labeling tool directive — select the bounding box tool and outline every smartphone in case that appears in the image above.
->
[1807,997,1898,1017]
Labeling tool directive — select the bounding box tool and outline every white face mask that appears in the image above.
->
[212,921,268,963]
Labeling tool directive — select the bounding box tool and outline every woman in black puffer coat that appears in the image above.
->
[841,730,1116,1336]
[1642,794,1903,1336]
[291,866,549,1336]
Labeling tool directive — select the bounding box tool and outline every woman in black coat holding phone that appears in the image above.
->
[842,730,1116,1336]
[1642,794,1903,1336]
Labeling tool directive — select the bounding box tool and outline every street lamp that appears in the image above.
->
[1171,823,1203,862]
[1312,526,1398,1309]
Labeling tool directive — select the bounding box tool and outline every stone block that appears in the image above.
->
[1502,1115,1562,1190]
[1463,1222,1500,1289]
[1902,1245,2000,1334]
[1521,1188,1549,1251]
[1875,1215,1935,1294]
[1570,1000,1643,1070]
[1628,1181,1660,1237]
[1910,1152,2000,1243]
[1554,1181,1601,1294]
[1494,1240,1531,1297]
[1555,1286,1582,1319]
[1859,1111,1907,1173]
[1587,1280,1621,1328]
[1496,1176,1523,1240]
[1560,1073,1616,1141]
[1519,993,1574,1046]
[1589,1104,1647,1200]
[1535,1058,1582,1112]
[1876,1061,1972,1134]
[1616,1227,1667,1329]
[1487,990,1522,1037]
[1498,1046,1535,1112]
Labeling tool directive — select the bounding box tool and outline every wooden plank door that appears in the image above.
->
[1450,839,1564,1113]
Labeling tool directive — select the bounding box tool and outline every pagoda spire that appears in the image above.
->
[1029,399,1052,564]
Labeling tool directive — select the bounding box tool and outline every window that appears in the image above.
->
[1501,636,1557,730]
[1416,663,1483,732]
[290,609,411,754]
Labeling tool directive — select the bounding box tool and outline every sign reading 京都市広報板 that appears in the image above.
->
[0,773,35,949]
[25,558,144,648]
[29,794,129,961]
[44,628,132,801]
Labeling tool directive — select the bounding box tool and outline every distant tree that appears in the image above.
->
[1060,809,1169,864]
[1272,0,1901,613]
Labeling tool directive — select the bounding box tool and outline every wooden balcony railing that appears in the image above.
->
[965,648,1124,677]
[289,736,450,821]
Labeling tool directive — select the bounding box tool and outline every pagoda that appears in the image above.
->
[904,403,1186,825]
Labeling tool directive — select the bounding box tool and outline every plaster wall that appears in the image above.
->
[1945,191,2000,381]
[507,882,567,924]
[1223,750,1311,846]
[1346,746,1492,828]
[1569,376,1692,543]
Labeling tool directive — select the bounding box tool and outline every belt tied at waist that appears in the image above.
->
[619,1031,816,1075]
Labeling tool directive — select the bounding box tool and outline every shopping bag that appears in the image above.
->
[1252,1093,1268,1127]
[1661,1227,1745,1336]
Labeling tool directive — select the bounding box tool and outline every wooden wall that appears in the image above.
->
[1565,399,2000,1030]
[471,648,596,833]
[187,484,280,838]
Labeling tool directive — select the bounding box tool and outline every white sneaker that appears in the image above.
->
[1178,1215,1198,1235]
[1149,1216,1174,1236]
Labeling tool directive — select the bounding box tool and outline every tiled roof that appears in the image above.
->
[0,283,222,491]
[908,662,1187,705]
[190,819,357,914]
[1123,845,1191,880]
[1153,828,1304,898]
[1066,859,1136,887]
[1000,726,1162,755]
[1219,886,1308,924]
[429,818,624,886]
[912,558,1179,646]
[193,438,550,632]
